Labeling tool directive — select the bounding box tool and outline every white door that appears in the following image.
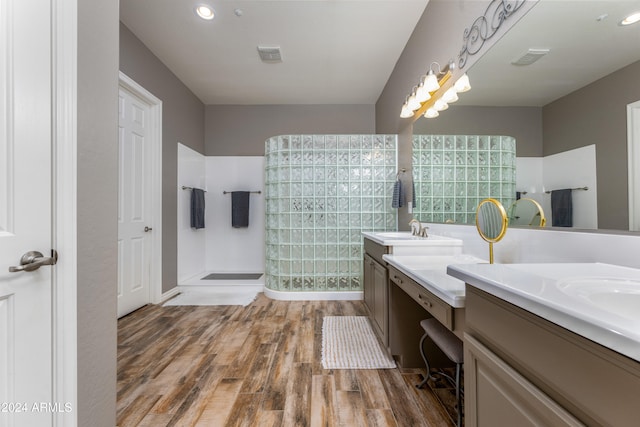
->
[0,0,56,424]
[117,88,154,318]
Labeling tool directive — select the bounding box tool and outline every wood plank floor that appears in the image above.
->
[117,294,455,427]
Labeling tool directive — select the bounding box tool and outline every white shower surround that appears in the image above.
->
[177,145,265,284]
[205,156,265,274]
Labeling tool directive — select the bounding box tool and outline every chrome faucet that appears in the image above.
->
[409,219,429,237]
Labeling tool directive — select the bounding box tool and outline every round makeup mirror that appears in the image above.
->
[507,198,546,227]
[476,198,508,264]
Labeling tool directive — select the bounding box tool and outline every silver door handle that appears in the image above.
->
[144,226,153,232]
[9,250,58,273]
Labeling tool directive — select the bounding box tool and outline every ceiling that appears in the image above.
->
[458,0,640,107]
[120,0,640,108]
[119,0,430,105]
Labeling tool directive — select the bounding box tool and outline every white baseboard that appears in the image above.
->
[160,287,181,304]
[176,284,264,293]
[164,284,364,302]
[264,288,363,301]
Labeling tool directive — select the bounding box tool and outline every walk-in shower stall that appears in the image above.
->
[264,135,398,293]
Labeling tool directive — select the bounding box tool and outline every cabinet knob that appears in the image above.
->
[418,294,432,308]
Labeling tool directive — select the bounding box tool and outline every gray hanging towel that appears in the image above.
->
[551,189,573,227]
[411,177,417,209]
[231,191,250,228]
[190,188,206,229]
[391,179,404,208]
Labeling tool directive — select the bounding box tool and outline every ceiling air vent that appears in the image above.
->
[257,46,282,62]
[511,48,550,66]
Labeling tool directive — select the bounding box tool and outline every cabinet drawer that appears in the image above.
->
[388,266,453,329]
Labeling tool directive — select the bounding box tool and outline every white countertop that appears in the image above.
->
[447,263,640,363]
[362,231,463,247]
[363,231,464,256]
[383,254,486,308]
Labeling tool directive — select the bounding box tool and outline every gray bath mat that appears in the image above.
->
[202,273,263,280]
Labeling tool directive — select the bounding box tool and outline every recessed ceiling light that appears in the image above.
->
[195,5,215,20]
[620,11,640,26]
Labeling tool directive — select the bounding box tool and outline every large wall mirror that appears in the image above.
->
[412,0,640,232]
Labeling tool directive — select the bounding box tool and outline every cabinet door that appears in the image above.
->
[372,259,388,346]
[464,334,584,427]
[363,254,375,315]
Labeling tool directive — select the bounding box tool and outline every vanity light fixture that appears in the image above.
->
[421,64,442,92]
[424,108,439,118]
[434,99,449,112]
[195,4,215,20]
[400,98,414,118]
[620,11,640,26]
[415,77,433,103]
[453,73,471,92]
[442,87,459,103]
[407,87,422,111]
[399,59,471,120]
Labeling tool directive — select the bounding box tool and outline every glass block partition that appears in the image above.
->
[412,135,517,224]
[264,135,398,292]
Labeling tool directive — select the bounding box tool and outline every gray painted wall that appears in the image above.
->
[205,104,375,156]
[412,106,543,157]
[120,23,206,292]
[543,60,640,230]
[78,0,118,425]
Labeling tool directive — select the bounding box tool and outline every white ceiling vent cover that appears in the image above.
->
[257,46,282,62]
[511,48,550,66]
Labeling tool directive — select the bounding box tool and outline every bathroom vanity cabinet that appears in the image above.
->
[464,286,640,427]
[362,238,389,347]
[387,264,464,368]
[361,231,467,367]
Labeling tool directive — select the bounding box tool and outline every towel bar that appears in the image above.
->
[544,186,588,194]
[182,186,207,192]
[223,190,262,194]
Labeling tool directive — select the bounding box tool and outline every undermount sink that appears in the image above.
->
[558,278,640,321]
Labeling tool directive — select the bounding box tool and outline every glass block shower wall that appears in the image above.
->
[264,135,398,292]
[412,135,517,224]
